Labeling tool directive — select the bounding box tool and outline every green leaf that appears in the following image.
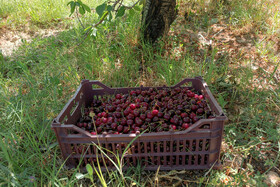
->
[107,5,112,12]
[129,9,135,17]
[67,1,74,6]
[79,6,85,15]
[70,2,75,16]
[116,6,125,18]
[82,3,91,13]
[133,5,141,11]
[86,164,93,176]
[96,3,106,17]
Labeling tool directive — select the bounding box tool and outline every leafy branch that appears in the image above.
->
[67,0,143,43]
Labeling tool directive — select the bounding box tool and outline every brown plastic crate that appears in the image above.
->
[51,77,227,170]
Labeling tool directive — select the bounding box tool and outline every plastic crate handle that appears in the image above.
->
[86,80,112,91]
[172,78,196,88]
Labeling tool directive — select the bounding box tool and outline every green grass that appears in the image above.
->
[0,0,280,186]
[0,0,67,29]
[0,0,105,30]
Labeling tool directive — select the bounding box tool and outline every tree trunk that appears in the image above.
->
[141,0,177,43]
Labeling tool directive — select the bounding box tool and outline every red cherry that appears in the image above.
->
[170,125,177,130]
[116,94,122,99]
[108,105,115,112]
[135,117,143,126]
[111,123,117,130]
[97,127,102,134]
[135,98,140,103]
[77,123,83,128]
[134,127,140,132]
[164,114,171,120]
[191,105,198,111]
[127,119,134,126]
[140,113,146,121]
[130,91,136,95]
[136,90,141,95]
[102,118,108,123]
[198,95,204,100]
[180,113,188,118]
[189,112,196,119]
[107,117,113,124]
[192,116,199,123]
[170,117,178,125]
[133,110,140,117]
[187,91,195,98]
[127,113,134,120]
[101,112,108,117]
[135,103,141,108]
[117,125,124,132]
[115,99,121,105]
[121,118,127,125]
[115,112,121,118]
[130,104,136,110]
[95,119,101,126]
[83,123,87,128]
[146,112,153,119]
[183,117,191,123]
[182,123,190,129]
[197,108,204,114]
[123,126,130,133]
[123,109,130,116]
[157,112,164,118]
[152,109,159,116]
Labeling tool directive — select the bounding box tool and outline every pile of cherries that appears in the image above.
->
[76,87,214,135]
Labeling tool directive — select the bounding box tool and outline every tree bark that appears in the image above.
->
[141,0,177,43]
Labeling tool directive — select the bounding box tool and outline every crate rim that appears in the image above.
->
[53,76,227,125]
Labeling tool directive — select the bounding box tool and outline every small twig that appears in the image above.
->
[204,160,217,177]
[115,0,124,12]
[212,28,225,38]
[76,7,85,29]
[122,0,141,9]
